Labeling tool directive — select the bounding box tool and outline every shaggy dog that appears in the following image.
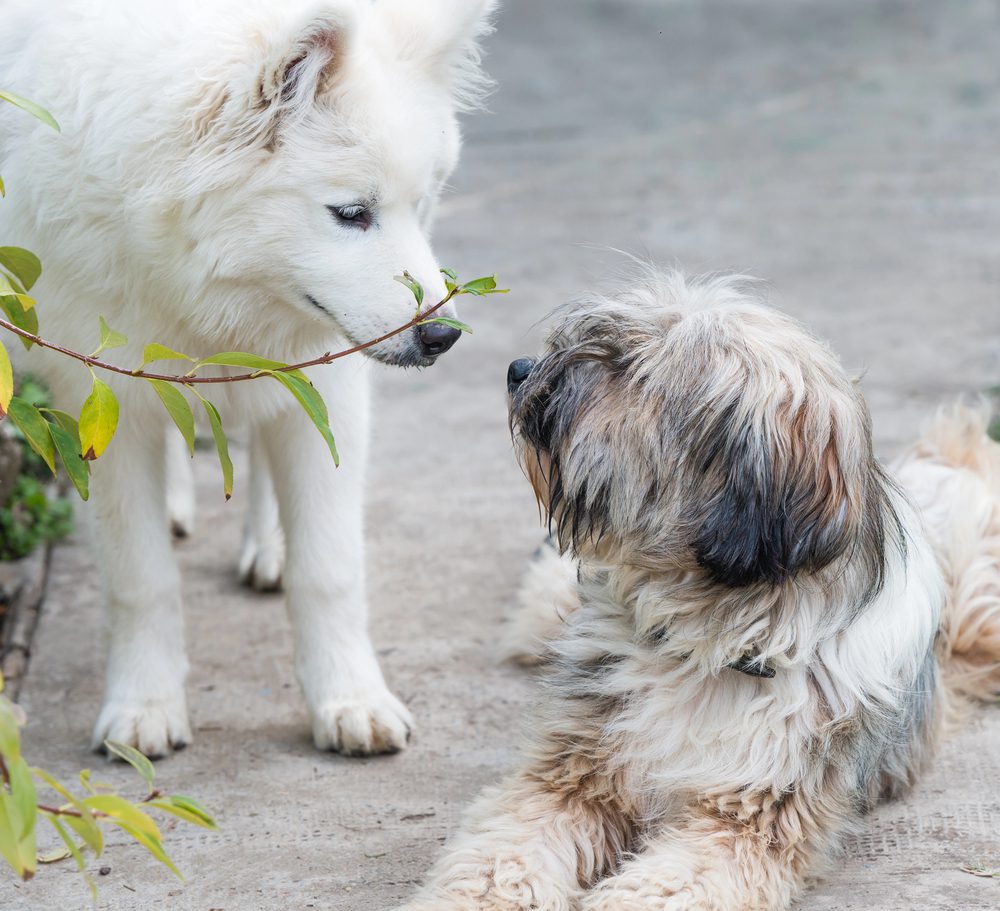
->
[0,0,496,757]
[398,272,1000,910]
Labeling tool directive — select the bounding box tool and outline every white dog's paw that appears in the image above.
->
[311,689,413,756]
[238,530,285,592]
[167,491,196,539]
[92,693,192,760]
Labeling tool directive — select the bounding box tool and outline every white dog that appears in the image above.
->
[0,0,496,757]
[400,272,1000,910]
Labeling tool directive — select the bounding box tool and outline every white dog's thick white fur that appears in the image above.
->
[0,0,496,757]
[400,275,1000,911]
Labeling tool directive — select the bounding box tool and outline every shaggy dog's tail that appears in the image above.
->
[897,404,1000,707]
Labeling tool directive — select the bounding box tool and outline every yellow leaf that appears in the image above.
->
[0,339,12,417]
[78,376,119,460]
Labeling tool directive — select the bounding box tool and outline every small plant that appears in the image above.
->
[0,671,218,896]
[0,474,71,561]
[1,374,72,561]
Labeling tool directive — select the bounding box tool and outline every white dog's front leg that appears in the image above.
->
[261,359,411,755]
[90,417,191,758]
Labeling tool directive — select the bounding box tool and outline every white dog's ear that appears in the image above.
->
[378,0,498,108]
[258,4,359,116]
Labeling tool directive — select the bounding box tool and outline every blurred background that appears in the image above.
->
[13,2,1000,909]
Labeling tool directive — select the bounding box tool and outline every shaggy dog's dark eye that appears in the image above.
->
[328,204,373,231]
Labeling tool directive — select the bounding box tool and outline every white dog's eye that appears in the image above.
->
[328,204,373,231]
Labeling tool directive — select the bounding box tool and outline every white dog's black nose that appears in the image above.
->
[507,357,534,389]
[418,322,462,357]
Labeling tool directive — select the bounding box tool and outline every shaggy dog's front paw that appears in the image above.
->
[311,689,413,755]
[92,692,192,759]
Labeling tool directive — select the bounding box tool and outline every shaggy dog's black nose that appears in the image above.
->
[418,322,462,357]
[507,357,534,389]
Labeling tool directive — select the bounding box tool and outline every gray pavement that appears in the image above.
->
[5,0,1000,908]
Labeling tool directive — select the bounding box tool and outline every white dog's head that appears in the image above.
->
[175,0,497,366]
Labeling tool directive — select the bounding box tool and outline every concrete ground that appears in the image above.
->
[5,0,1000,908]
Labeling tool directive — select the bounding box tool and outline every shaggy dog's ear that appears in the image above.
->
[378,0,498,108]
[686,395,895,595]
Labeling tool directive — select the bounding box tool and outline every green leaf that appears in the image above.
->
[44,817,95,899]
[0,290,39,349]
[0,695,22,759]
[48,421,91,500]
[146,380,195,456]
[113,821,181,879]
[94,316,128,355]
[0,174,5,197]
[192,351,298,374]
[0,794,19,874]
[83,797,181,879]
[0,338,12,417]
[0,792,34,880]
[63,814,103,859]
[459,274,508,296]
[0,247,42,291]
[78,376,119,460]
[0,247,42,292]
[271,372,339,467]
[0,90,60,131]
[7,755,37,840]
[103,741,156,792]
[149,795,218,830]
[7,397,56,473]
[140,343,192,369]
[440,266,458,281]
[419,316,473,335]
[32,768,103,856]
[394,272,424,307]
[198,396,233,500]
[81,795,160,840]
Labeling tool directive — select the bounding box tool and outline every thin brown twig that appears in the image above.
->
[36,787,163,819]
[0,287,460,386]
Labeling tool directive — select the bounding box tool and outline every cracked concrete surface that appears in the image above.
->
[5,0,1000,908]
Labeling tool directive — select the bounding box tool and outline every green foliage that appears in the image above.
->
[0,671,218,896]
[0,474,72,561]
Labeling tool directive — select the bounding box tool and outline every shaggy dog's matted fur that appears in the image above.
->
[397,272,1000,911]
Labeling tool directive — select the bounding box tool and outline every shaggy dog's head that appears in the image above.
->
[173,0,497,366]
[508,272,902,604]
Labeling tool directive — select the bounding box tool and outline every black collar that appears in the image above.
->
[729,654,776,678]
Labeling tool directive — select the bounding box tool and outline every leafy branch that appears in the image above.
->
[0,91,508,503]
[0,673,218,897]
